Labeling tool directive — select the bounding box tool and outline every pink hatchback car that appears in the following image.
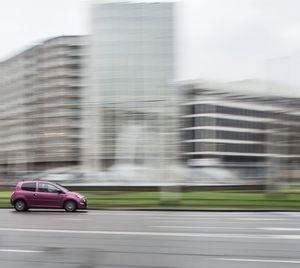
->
[11,180,87,212]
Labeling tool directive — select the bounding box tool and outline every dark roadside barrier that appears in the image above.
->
[0,183,266,192]
[48,184,266,192]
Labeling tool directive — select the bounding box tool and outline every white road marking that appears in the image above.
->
[150,215,224,218]
[0,249,43,253]
[159,217,284,224]
[91,212,219,218]
[275,212,300,218]
[58,218,88,221]
[152,226,253,230]
[87,212,262,218]
[219,258,300,264]
[160,218,222,221]
[0,227,300,240]
[263,228,300,231]
[234,218,283,221]
[88,212,169,216]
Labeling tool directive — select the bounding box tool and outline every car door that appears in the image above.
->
[36,182,65,208]
[20,182,37,207]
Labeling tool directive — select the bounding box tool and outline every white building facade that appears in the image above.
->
[0,36,85,179]
[81,1,179,181]
[181,80,300,181]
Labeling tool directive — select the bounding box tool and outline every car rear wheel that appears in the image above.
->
[14,200,27,212]
[64,200,77,212]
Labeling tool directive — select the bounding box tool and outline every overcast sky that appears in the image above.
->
[1,0,300,84]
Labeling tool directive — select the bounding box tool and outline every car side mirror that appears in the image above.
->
[57,190,64,194]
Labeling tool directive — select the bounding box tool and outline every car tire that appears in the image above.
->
[64,200,77,212]
[14,200,27,212]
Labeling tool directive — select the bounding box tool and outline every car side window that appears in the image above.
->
[21,182,36,192]
[38,183,59,193]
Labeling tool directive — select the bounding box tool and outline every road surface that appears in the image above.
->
[0,209,300,267]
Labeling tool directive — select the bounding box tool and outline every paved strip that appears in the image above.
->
[0,211,300,268]
[1,227,300,240]
[219,258,300,264]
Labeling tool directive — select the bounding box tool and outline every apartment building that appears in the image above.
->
[0,36,84,178]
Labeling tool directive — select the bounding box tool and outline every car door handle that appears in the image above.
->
[33,193,37,197]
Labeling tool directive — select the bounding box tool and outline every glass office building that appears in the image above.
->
[81,2,178,182]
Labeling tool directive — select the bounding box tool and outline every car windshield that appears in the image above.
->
[55,183,69,192]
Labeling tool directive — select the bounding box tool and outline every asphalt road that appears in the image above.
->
[0,209,300,268]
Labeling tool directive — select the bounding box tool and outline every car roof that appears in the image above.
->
[19,180,56,184]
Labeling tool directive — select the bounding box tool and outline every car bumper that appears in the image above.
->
[78,199,87,209]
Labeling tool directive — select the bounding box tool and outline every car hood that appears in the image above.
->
[68,192,85,199]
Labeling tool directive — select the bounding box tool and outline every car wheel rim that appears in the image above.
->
[16,202,24,210]
[67,202,74,211]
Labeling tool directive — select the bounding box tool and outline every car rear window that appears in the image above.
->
[21,182,36,192]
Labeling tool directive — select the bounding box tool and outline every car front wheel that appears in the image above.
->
[64,200,77,212]
[14,200,27,212]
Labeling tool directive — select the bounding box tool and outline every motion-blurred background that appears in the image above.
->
[0,0,300,194]
[2,3,300,267]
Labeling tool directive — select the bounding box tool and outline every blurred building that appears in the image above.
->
[181,80,300,181]
[0,36,85,178]
[82,1,178,178]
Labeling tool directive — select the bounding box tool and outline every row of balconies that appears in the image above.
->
[20,90,80,106]
[0,153,79,164]
[39,70,82,79]
[38,58,81,69]
[38,48,83,60]
[0,98,80,113]
[0,107,79,121]
[0,143,79,154]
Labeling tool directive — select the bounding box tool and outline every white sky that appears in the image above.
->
[1,0,300,84]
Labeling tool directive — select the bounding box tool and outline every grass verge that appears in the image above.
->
[1,190,300,210]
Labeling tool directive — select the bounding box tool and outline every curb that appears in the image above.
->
[1,207,300,212]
